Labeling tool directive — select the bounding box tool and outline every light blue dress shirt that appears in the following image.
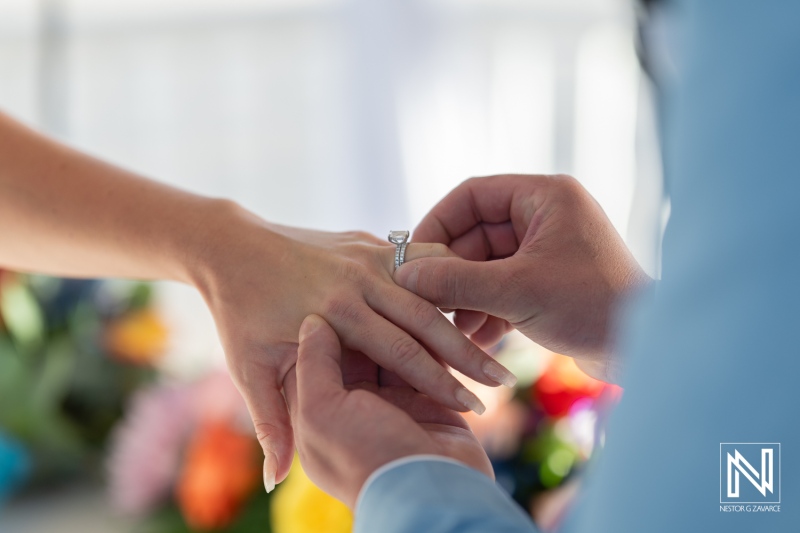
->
[355,1,800,531]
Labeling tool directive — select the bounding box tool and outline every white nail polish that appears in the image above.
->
[483,360,518,388]
[455,387,486,415]
[263,454,277,493]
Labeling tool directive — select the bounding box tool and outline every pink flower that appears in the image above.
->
[107,370,251,515]
[107,383,193,515]
[189,371,252,433]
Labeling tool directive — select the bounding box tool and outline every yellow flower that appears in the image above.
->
[271,456,353,533]
[105,309,168,364]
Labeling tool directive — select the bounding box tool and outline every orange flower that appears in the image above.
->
[176,421,260,530]
[105,309,168,364]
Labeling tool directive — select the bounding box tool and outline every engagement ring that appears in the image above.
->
[388,230,410,271]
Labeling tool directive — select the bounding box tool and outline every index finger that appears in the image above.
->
[413,174,548,245]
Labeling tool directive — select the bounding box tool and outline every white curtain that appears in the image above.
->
[0,0,662,373]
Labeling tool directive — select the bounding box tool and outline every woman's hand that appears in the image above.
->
[282,315,493,509]
[0,111,512,494]
[187,203,516,492]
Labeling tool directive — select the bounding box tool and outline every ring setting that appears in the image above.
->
[388,230,410,270]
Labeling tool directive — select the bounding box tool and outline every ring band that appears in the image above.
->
[388,230,410,270]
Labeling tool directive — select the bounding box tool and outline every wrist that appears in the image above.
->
[169,198,287,296]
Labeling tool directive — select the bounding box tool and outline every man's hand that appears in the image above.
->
[394,174,653,383]
[282,315,493,509]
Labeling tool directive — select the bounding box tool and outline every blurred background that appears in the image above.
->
[0,0,665,531]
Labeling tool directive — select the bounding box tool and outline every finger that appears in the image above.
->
[380,337,450,386]
[368,288,517,389]
[412,175,542,244]
[378,387,469,429]
[470,314,509,349]
[296,315,348,408]
[341,348,379,386]
[283,366,298,423]
[379,242,456,279]
[378,368,410,387]
[380,338,450,388]
[453,309,489,335]
[329,303,487,415]
[394,256,512,317]
[448,222,520,261]
[233,356,295,492]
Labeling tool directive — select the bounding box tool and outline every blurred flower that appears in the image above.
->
[189,371,251,431]
[106,309,168,364]
[271,456,352,533]
[176,421,260,530]
[108,384,193,515]
[463,383,527,460]
[0,432,30,505]
[534,355,608,418]
[0,277,45,349]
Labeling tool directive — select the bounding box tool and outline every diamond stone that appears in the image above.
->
[388,230,409,244]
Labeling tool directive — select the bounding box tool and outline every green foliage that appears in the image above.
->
[136,490,274,533]
[0,275,156,485]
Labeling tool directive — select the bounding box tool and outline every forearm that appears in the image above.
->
[0,111,256,285]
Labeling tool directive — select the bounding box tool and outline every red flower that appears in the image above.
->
[534,355,609,418]
[176,421,260,530]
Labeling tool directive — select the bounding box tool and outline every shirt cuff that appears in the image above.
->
[354,455,469,515]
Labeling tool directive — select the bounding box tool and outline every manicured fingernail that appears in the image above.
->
[482,360,518,388]
[455,387,486,415]
[263,453,278,493]
[299,315,322,342]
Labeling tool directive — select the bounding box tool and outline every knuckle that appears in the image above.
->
[409,298,438,330]
[253,420,282,450]
[388,336,423,368]
[324,296,365,323]
[553,172,577,183]
[338,260,373,288]
[553,174,583,197]
[345,230,374,242]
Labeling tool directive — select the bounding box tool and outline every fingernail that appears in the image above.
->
[482,360,518,388]
[263,453,278,493]
[299,315,322,343]
[455,387,486,415]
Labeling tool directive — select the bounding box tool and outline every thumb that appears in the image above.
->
[394,256,508,317]
[296,314,347,417]
[233,353,295,494]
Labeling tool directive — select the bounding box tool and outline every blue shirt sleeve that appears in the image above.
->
[563,1,800,532]
[354,458,537,533]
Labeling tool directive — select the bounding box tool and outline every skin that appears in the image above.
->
[282,314,493,509]
[394,174,654,383]
[0,111,517,491]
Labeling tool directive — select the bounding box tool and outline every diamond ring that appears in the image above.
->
[388,230,410,271]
